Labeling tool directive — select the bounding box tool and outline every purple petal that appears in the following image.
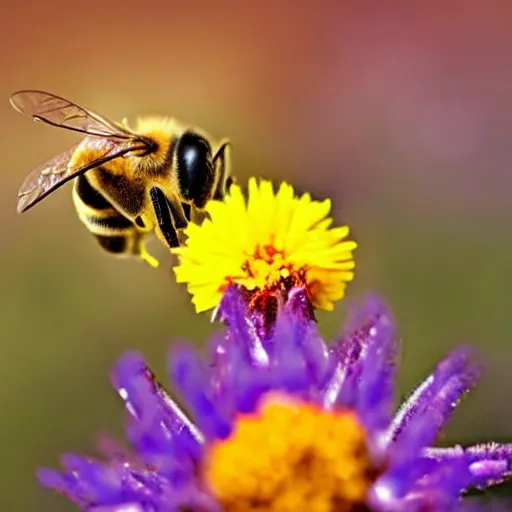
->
[168,344,231,440]
[284,288,330,391]
[211,329,272,416]
[320,329,365,409]
[112,352,201,441]
[386,346,481,448]
[216,285,270,366]
[89,505,145,512]
[111,352,203,474]
[411,456,473,498]
[352,297,399,433]
[39,455,169,510]
[425,443,512,490]
[372,448,472,505]
[375,348,481,499]
[267,310,310,393]
[321,294,398,424]
[283,285,316,325]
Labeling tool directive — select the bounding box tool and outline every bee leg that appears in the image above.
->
[225,175,235,189]
[182,203,191,222]
[212,141,232,200]
[93,232,159,268]
[167,199,189,230]
[150,186,180,249]
[132,231,160,268]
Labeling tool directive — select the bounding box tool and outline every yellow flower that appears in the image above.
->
[172,178,357,313]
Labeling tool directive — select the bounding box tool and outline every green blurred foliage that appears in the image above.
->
[2,1,512,510]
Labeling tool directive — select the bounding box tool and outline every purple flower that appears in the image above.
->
[39,286,512,511]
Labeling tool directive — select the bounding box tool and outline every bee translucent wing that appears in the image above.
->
[10,90,137,139]
[17,138,147,213]
[17,145,78,213]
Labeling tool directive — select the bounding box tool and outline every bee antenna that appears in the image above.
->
[212,141,231,163]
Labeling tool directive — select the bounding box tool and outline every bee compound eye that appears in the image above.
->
[176,132,213,202]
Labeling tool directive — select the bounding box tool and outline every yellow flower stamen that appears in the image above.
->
[204,393,373,512]
[172,178,357,313]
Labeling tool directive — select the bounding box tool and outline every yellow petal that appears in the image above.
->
[172,178,357,313]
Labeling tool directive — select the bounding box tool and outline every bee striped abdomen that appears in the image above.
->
[95,235,129,254]
[72,173,158,267]
[73,174,134,237]
[75,174,112,210]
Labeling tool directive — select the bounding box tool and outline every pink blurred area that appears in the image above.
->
[2,1,512,510]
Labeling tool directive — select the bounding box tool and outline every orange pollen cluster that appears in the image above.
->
[204,394,374,512]
[237,244,307,309]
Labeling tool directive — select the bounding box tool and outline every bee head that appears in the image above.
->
[176,132,215,208]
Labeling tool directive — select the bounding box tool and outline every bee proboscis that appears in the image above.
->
[10,90,233,267]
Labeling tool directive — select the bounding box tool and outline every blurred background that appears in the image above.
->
[2,0,512,509]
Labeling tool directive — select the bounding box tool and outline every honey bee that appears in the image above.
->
[10,90,232,267]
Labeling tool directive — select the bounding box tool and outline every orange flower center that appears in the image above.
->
[204,393,374,512]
